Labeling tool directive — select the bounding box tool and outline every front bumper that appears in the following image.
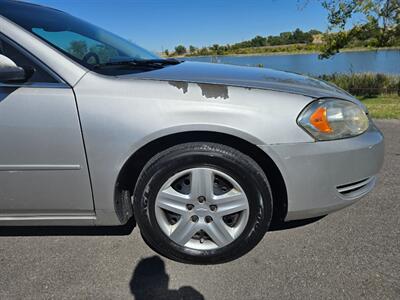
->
[260,122,384,221]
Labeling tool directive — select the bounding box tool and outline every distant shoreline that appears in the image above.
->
[168,46,400,59]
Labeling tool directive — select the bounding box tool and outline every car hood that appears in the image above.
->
[123,61,354,100]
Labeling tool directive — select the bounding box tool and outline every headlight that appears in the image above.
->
[297,99,369,141]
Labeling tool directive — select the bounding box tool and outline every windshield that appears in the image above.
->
[0,1,161,72]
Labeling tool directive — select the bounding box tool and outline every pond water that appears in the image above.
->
[183,50,400,76]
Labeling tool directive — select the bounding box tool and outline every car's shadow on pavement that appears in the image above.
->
[130,256,204,300]
[0,216,325,236]
[0,218,137,236]
[269,216,326,231]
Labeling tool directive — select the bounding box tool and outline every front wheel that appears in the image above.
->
[133,142,272,264]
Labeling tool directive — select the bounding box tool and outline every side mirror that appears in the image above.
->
[0,54,32,83]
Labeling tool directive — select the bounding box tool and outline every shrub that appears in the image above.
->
[319,73,400,97]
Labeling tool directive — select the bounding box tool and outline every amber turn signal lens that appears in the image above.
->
[309,107,332,133]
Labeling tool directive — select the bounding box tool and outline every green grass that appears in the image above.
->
[358,95,400,119]
[321,73,400,119]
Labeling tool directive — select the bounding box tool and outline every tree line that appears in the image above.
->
[168,28,322,56]
[167,0,400,58]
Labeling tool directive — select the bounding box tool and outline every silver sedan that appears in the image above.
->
[0,0,383,264]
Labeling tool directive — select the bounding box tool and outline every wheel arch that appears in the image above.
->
[115,130,288,225]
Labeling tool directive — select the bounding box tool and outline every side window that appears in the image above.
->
[0,36,58,83]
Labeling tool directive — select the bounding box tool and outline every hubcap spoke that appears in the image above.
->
[214,190,248,216]
[205,218,235,247]
[190,168,214,200]
[157,187,190,214]
[169,217,199,245]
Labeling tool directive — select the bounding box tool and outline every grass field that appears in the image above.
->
[359,95,400,119]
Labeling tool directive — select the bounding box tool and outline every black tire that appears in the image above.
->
[133,142,272,264]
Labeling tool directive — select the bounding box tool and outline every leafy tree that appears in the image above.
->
[266,29,319,46]
[198,47,210,56]
[267,35,283,46]
[318,0,400,58]
[309,29,323,35]
[89,44,118,63]
[279,32,292,44]
[211,44,220,51]
[210,44,225,55]
[249,35,268,47]
[292,28,314,43]
[67,40,88,59]
[189,45,197,53]
[174,45,187,55]
[164,49,169,56]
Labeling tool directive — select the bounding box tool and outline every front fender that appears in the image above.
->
[74,72,313,225]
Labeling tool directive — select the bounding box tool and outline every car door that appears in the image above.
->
[0,34,94,222]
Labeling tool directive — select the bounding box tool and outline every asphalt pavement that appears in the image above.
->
[0,120,399,299]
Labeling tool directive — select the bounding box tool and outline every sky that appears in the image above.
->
[27,0,357,52]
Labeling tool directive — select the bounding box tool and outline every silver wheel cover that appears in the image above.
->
[155,167,249,250]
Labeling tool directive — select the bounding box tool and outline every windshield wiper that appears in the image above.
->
[93,58,181,69]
